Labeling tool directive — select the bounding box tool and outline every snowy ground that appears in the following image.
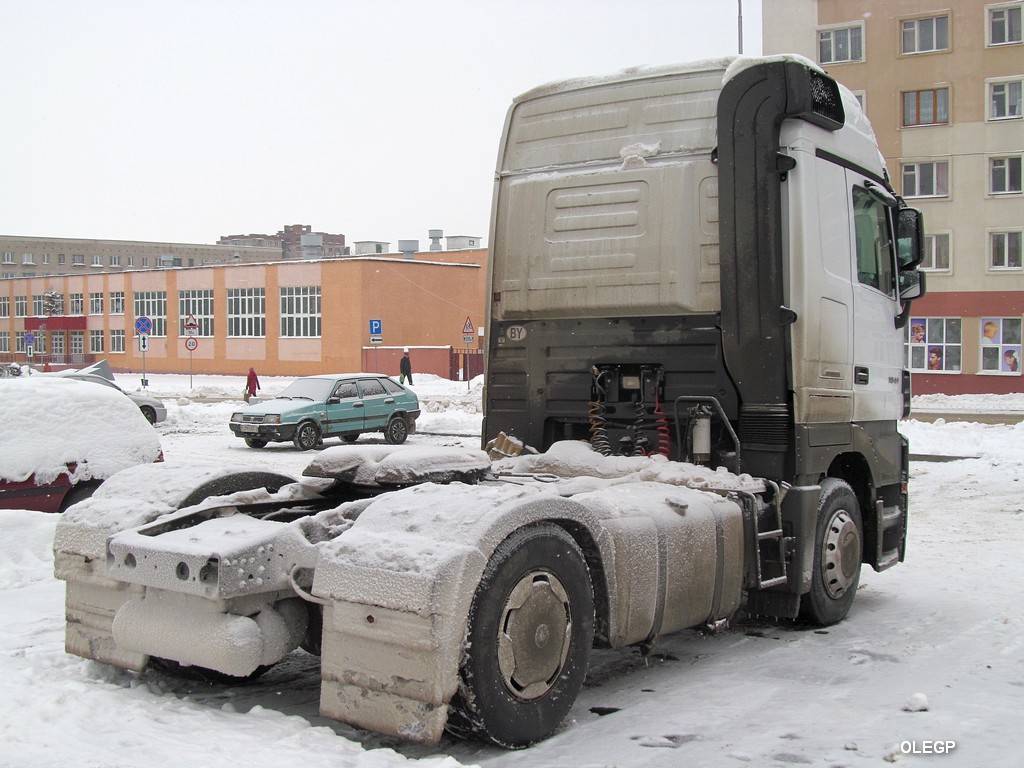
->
[1,372,1022,767]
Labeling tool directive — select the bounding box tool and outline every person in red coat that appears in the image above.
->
[244,367,260,403]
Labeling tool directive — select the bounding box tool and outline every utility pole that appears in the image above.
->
[738,0,744,54]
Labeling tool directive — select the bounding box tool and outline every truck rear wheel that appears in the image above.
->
[800,478,862,626]
[447,524,594,748]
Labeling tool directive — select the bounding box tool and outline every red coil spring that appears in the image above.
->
[653,388,671,458]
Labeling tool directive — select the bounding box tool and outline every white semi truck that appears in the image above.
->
[54,55,925,749]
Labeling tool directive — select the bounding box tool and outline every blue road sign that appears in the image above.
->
[24,332,35,346]
[369,319,382,335]
[135,316,153,335]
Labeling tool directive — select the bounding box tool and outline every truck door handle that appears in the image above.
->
[855,366,870,385]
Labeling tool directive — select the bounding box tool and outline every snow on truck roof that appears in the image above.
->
[513,54,823,103]
[0,377,162,485]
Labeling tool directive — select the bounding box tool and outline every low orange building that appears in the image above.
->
[0,249,487,379]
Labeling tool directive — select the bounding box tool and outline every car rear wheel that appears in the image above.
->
[341,433,360,443]
[139,406,157,424]
[293,421,321,451]
[244,437,268,449]
[384,416,408,445]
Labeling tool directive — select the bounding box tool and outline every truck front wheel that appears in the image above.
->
[800,478,862,626]
[448,524,594,748]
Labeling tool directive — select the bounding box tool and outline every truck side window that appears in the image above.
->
[852,186,896,296]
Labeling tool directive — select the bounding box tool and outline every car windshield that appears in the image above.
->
[275,378,336,401]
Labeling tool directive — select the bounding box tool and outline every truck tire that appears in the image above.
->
[800,478,862,626]
[447,523,594,748]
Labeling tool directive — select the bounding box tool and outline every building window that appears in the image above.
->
[91,255,104,268]
[42,253,50,265]
[22,253,34,265]
[902,161,949,197]
[280,286,322,338]
[58,254,66,265]
[133,291,167,336]
[179,289,215,336]
[15,331,26,353]
[991,156,1023,194]
[980,317,1022,373]
[110,255,122,267]
[69,331,84,356]
[989,78,1023,119]
[72,254,85,266]
[89,330,105,354]
[818,24,863,63]
[1,252,12,265]
[51,332,65,356]
[110,330,126,354]
[903,88,949,126]
[227,288,265,337]
[991,230,1023,269]
[127,257,135,267]
[922,233,952,271]
[69,293,84,314]
[902,15,949,54]
[89,292,104,314]
[0,332,8,353]
[34,332,46,354]
[15,296,27,317]
[0,297,8,318]
[908,317,961,372]
[990,4,1022,45]
[110,291,125,315]
[32,295,45,316]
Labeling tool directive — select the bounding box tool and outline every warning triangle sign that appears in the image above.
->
[463,316,474,334]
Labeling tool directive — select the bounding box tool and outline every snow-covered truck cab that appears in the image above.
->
[484,55,925,620]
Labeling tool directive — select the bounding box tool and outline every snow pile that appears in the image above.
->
[494,440,764,492]
[303,445,491,486]
[0,509,58,589]
[54,462,308,561]
[0,377,162,484]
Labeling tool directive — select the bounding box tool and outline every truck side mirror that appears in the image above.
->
[896,208,924,270]
[895,270,926,328]
[899,268,926,301]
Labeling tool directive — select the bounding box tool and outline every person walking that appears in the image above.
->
[244,366,260,403]
[399,349,414,385]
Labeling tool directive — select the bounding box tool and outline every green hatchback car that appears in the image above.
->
[229,373,420,450]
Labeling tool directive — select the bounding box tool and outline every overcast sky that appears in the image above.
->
[0,1,762,247]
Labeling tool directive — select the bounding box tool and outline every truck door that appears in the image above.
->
[848,177,904,422]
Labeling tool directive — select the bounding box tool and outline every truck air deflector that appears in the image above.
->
[716,60,843,477]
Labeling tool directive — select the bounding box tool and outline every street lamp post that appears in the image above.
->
[738,0,744,54]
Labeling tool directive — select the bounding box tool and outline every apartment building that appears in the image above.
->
[0,235,280,280]
[764,0,1024,394]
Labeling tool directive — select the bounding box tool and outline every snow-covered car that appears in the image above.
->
[46,360,167,423]
[0,377,163,513]
[229,373,420,450]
